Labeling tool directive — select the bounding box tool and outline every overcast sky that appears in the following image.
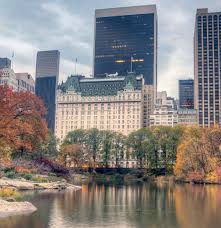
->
[1,0,221,97]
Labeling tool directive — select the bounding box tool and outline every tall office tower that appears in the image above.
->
[0,58,11,69]
[94,5,157,90]
[194,9,221,127]
[179,79,194,109]
[35,50,60,132]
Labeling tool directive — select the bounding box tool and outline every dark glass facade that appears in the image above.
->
[94,13,156,85]
[195,10,221,127]
[35,50,60,132]
[0,58,11,69]
[35,77,56,132]
[179,79,194,109]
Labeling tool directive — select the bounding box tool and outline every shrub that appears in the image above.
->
[0,188,21,199]
[5,171,16,179]
[35,157,69,175]
[32,176,49,183]
[23,173,33,181]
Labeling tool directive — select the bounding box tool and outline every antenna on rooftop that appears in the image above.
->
[11,51,14,69]
[74,58,77,75]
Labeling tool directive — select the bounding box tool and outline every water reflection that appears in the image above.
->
[1,182,221,228]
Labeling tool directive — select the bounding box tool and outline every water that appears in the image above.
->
[1,182,221,228]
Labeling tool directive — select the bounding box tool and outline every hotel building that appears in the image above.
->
[55,73,144,140]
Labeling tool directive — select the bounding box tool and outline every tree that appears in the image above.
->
[63,129,86,145]
[40,131,59,159]
[59,144,84,167]
[101,131,114,168]
[127,128,152,168]
[86,128,102,168]
[151,126,183,172]
[174,126,221,180]
[0,85,48,157]
[112,132,126,167]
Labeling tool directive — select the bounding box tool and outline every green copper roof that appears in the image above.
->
[58,73,143,96]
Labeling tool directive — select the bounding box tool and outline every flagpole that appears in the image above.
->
[130,56,133,72]
[75,58,77,75]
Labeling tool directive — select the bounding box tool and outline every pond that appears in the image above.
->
[1,181,221,228]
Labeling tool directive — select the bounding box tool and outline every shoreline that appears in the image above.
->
[0,177,81,218]
[0,177,82,191]
[175,178,221,185]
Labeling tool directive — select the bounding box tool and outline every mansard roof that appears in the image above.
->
[58,72,143,96]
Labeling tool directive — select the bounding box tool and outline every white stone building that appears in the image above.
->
[178,109,198,126]
[0,68,18,91]
[55,73,144,140]
[150,91,178,127]
[16,73,35,93]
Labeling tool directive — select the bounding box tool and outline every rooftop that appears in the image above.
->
[58,72,143,96]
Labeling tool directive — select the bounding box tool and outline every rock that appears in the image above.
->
[66,183,82,191]
[0,178,81,192]
[4,197,16,202]
[0,199,37,218]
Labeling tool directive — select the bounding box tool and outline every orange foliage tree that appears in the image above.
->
[59,144,85,167]
[174,125,221,181]
[0,85,48,156]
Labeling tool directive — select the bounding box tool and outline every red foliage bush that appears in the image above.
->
[15,166,31,174]
[35,157,69,175]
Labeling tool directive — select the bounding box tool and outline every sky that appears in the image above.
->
[0,0,221,98]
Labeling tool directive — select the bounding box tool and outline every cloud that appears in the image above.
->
[0,0,221,97]
[60,58,92,82]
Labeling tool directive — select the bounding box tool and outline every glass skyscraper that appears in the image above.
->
[194,9,221,127]
[179,79,194,109]
[35,50,60,132]
[94,5,157,89]
[0,58,11,69]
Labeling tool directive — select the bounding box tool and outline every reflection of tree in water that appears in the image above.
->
[47,182,179,227]
[174,184,221,228]
[2,184,221,228]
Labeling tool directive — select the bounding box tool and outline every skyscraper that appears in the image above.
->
[0,58,11,69]
[194,9,221,127]
[179,79,194,109]
[35,50,60,132]
[94,5,157,90]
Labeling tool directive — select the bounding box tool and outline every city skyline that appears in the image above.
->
[0,1,221,98]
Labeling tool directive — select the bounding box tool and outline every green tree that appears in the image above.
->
[127,128,152,168]
[63,129,86,145]
[112,132,126,167]
[101,131,114,168]
[86,128,102,168]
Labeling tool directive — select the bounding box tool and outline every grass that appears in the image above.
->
[0,188,21,200]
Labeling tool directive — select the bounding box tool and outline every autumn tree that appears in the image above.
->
[59,144,84,167]
[174,125,221,180]
[0,85,48,157]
